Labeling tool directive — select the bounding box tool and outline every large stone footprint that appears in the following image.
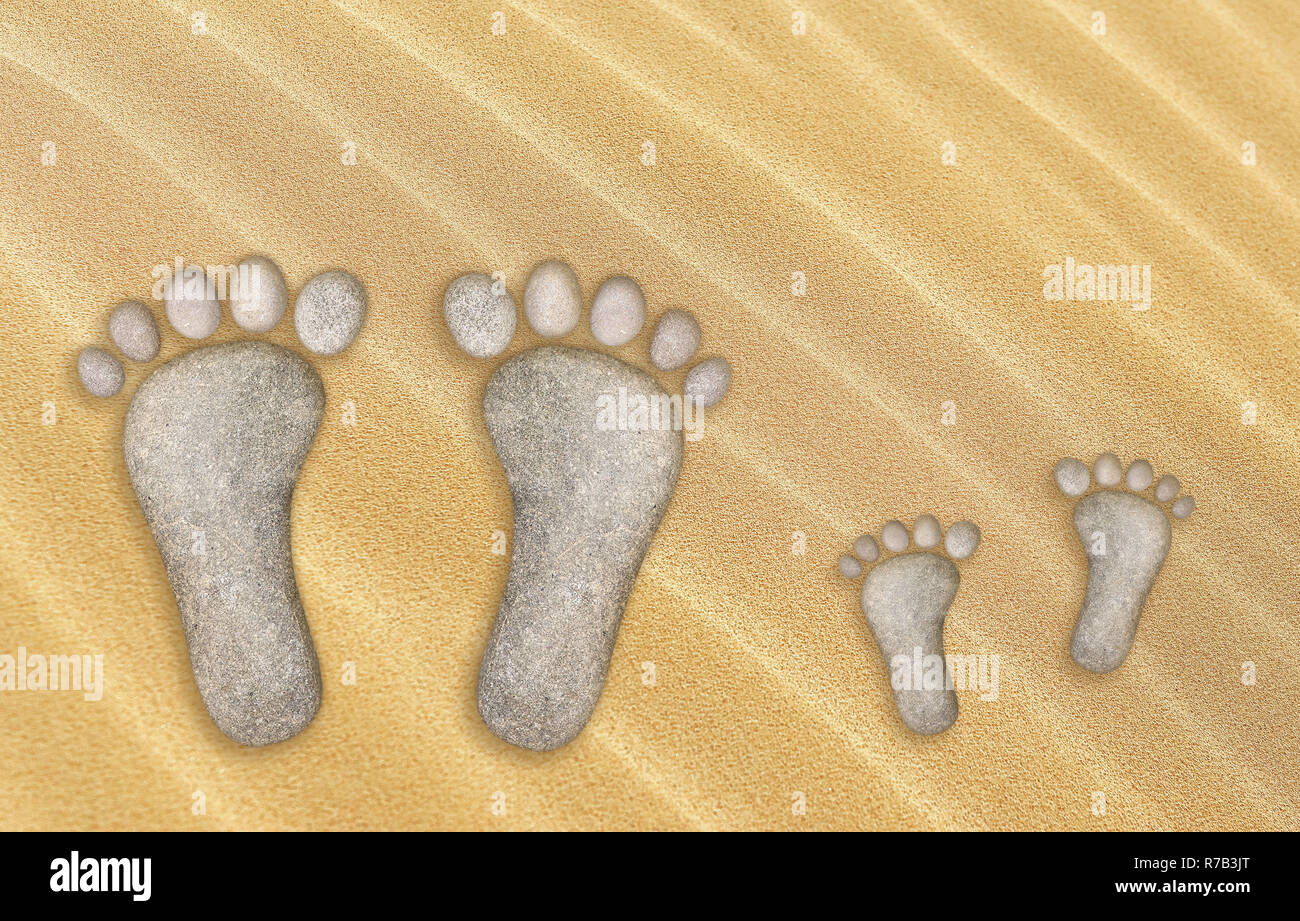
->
[77,257,367,746]
[838,517,982,735]
[443,262,732,751]
[1054,452,1195,673]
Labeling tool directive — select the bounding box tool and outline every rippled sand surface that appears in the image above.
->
[1,1,1296,830]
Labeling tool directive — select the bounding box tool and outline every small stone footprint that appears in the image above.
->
[78,257,367,746]
[1054,452,1195,673]
[839,516,981,735]
[443,261,731,752]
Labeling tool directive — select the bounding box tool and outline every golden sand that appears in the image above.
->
[0,1,1296,830]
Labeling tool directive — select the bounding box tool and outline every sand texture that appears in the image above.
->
[0,1,1296,830]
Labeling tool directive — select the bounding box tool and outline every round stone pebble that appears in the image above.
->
[853,534,879,563]
[230,255,288,334]
[295,270,367,356]
[524,260,581,338]
[683,357,731,408]
[444,272,517,358]
[109,301,159,362]
[1054,458,1090,497]
[944,521,981,560]
[164,269,220,339]
[1094,452,1123,488]
[78,347,124,397]
[649,309,701,371]
[913,514,942,549]
[881,520,909,553]
[1126,459,1154,492]
[590,276,645,347]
